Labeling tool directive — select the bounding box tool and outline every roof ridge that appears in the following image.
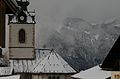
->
[30,53,50,72]
[30,49,76,73]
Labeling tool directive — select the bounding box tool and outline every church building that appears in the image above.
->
[9,0,35,59]
[6,0,77,79]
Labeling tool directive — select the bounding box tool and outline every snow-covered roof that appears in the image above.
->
[10,59,34,73]
[0,75,20,79]
[0,67,13,76]
[0,58,9,67]
[10,49,50,73]
[31,50,76,74]
[72,65,111,79]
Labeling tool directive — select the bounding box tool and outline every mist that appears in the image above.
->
[28,0,120,47]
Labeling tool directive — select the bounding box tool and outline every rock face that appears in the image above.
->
[37,17,120,70]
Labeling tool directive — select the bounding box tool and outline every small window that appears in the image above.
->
[52,76,55,79]
[19,29,25,43]
[48,76,51,79]
[57,76,60,79]
[115,75,120,79]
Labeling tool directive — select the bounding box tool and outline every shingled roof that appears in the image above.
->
[31,49,76,74]
[0,67,13,76]
[101,36,120,71]
[10,49,50,73]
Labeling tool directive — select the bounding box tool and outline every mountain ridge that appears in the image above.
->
[36,17,120,70]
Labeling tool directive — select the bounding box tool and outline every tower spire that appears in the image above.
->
[17,0,30,11]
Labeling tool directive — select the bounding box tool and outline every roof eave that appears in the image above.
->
[3,0,19,14]
[14,72,76,75]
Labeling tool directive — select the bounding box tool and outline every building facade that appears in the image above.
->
[3,0,77,79]
[9,0,35,59]
[10,49,76,79]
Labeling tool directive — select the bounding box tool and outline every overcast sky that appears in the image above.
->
[29,0,120,28]
[28,0,120,47]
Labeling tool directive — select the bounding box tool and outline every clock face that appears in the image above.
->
[20,16,24,21]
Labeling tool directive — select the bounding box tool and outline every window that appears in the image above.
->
[52,76,55,79]
[48,76,60,79]
[115,75,120,79]
[19,29,25,43]
[57,76,59,79]
[20,74,32,79]
[48,76,51,79]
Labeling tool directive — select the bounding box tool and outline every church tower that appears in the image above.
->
[9,0,35,59]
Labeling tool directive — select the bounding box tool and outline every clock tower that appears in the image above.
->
[9,0,35,59]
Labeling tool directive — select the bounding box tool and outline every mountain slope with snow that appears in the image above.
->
[36,17,120,70]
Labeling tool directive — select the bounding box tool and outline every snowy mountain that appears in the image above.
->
[36,17,120,70]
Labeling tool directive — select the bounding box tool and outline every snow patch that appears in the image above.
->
[95,34,99,40]
[84,30,90,34]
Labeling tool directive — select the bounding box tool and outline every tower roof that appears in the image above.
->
[31,49,76,74]
[101,35,120,71]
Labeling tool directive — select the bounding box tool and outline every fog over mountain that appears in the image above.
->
[27,0,120,70]
[36,17,120,70]
[29,0,120,44]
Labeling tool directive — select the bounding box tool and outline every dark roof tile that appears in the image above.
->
[101,36,120,71]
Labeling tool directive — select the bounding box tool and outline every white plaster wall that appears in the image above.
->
[9,24,35,47]
[9,23,35,59]
[9,48,34,59]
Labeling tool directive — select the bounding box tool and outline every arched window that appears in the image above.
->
[57,76,59,79]
[19,29,25,43]
[115,75,120,79]
[48,76,51,79]
[52,76,55,79]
